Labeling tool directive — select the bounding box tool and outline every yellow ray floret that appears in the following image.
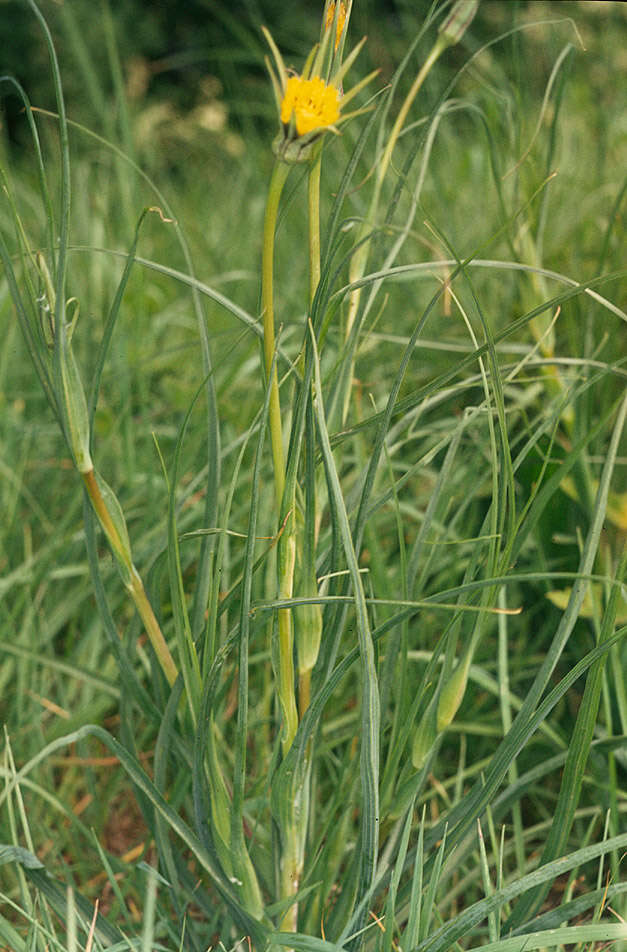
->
[280,75,340,137]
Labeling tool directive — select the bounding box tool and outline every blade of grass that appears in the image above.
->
[5,723,269,946]
[26,0,70,322]
[412,831,627,952]
[506,538,627,929]
[309,320,380,932]
[230,335,277,922]
[464,924,627,952]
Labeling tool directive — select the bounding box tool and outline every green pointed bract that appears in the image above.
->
[272,130,332,165]
[331,34,366,89]
[261,25,287,92]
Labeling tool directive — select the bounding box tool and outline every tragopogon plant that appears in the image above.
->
[2,2,626,951]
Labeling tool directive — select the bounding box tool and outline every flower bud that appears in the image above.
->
[438,0,479,47]
[437,654,470,732]
[412,701,438,770]
[294,571,323,676]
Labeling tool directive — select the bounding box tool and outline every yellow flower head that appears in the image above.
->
[263,17,375,163]
[280,75,340,137]
[325,1,347,51]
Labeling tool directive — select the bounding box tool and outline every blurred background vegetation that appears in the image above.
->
[2,2,626,149]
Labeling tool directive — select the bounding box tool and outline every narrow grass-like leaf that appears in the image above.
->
[83,497,162,724]
[0,76,55,262]
[375,628,627,914]
[402,804,426,952]
[381,799,415,952]
[464,924,627,952]
[154,379,209,719]
[28,102,223,651]
[19,866,123,947]
[497,590,525,874]
[90,833,137,937]
[412,831,627,952]
[510,881,627,935]
[309,323,380,915]
[508,392,626,723]
[26,0,70,321]
[0,912,25,952]
[476,819,497,943]
[418,825,447,943]
[5,723,269,947]
[140,865,158,952]
[407,416,465,595]
[506,539,627,929]
[0,225,57,413]
[230,336,277,921]
[329,269,625,454]
[597,174,627,274]
[271,933,348,952]
[323,95,385,267]
[87,208,149,426]
[383,392,627,896]
[0,845,44,870]
[153,677,187,903]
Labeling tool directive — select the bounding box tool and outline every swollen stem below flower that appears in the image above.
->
[82,468,179,688]
[261,160,291,515]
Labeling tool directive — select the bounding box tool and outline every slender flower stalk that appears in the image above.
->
[261,159,291,514]
[260,15,374,755]
[260,158,299,771]
[308,147,322,304]
[260,12,375,934]
[275,135,327,943]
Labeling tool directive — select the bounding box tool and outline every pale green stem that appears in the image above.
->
[262,159,291,514]
[261,158,298,753]
[277,536,298,759]
[308,148,322,307]
[277,146,325,937]
[280,826,302,934]
[82,469,179,687]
